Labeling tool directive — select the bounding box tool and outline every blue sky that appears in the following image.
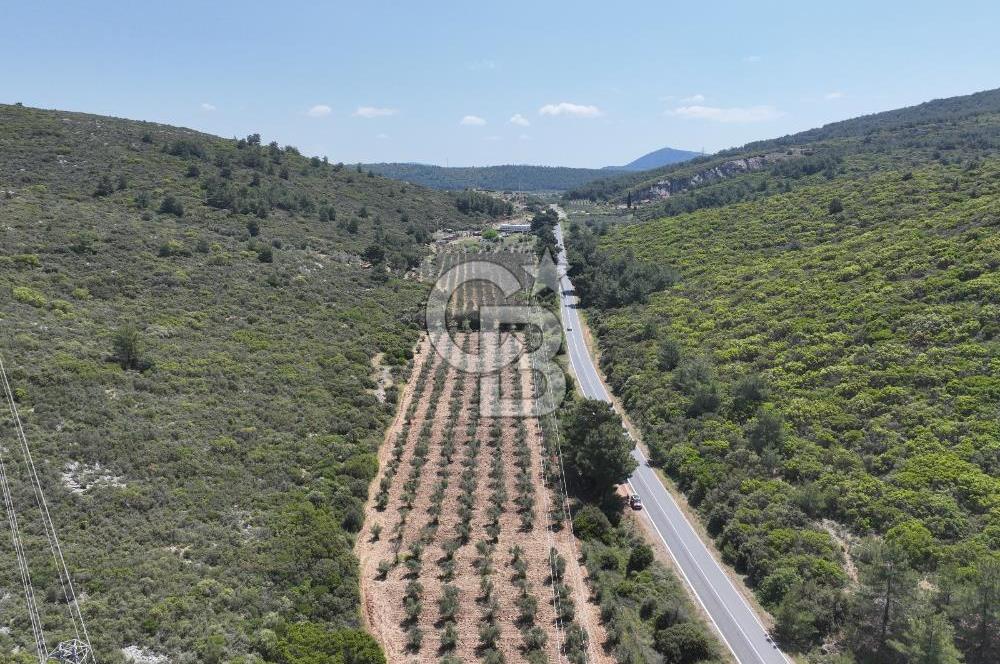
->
[4,0,999,167]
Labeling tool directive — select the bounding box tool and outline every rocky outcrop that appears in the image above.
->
[638,153,786,202]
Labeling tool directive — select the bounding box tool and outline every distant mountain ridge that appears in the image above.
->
[364,146,700,191]
[564,86,1000,208]
[363,162,610,191]
[604,146,703,171]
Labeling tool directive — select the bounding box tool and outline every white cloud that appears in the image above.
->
[509,113,531,127]
[518,133,531,141]
[485,135,502,142]
[743,55,763,63]
[466,59,498,71]
[680,94,705,104]
[539,102,603,118]
[670,105,783,123]
[460,115,487,126]
[376,133,390,140]
[824,91,845,100]
[200,103,216,112]
[306,104,332,118]
[354,106,397,118]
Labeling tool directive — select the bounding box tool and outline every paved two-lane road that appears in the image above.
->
[552,218,789,664]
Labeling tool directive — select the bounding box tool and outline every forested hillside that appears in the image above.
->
[364,162,610,191]
[0,104,484,663]
[565,88,1000,220]
[567,88,1000,664]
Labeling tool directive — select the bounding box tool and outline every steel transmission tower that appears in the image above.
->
[48,640,93,664]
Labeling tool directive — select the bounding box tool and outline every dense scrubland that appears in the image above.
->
[0,103,488,662]
[566,89,1000,664]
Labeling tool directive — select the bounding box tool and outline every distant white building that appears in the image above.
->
[498,223,531,234]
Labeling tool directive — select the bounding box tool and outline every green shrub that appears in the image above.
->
[573,505,613,542]
[658,337,681,371]
[654,623,716,664]
[112,321,143,370]
[276,624,385,664]
[627,543,654,573]
[93,174,114,197]
[159,195,184,216]
[12,286,46,308]
[158,239,187,257]
[747,407,784,452]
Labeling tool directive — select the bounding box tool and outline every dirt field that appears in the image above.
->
[358,253,610,663]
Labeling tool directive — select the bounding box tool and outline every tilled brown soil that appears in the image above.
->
[358,326,612,664]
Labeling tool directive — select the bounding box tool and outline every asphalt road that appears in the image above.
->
[553,218,789,664]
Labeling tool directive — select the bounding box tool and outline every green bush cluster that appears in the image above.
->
[567,224,679,308]
[455,189,513,217]
[580,521,722,664]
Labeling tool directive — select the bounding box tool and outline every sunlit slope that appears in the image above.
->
[0,103,485,662]
[572,157,1000,660]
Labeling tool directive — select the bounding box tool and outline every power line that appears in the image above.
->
[0,433,48,661]
[0,352,96,663]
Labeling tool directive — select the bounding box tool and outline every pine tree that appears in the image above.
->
[946,558,1000,664]
[849,538,918,659]
[890,605,963,664]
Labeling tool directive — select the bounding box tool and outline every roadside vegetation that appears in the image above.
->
[546,400,725,664]
[522,214,726,664]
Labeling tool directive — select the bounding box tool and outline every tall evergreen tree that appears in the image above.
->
[848,538,919,661]
[945,558,1000,664]
[890,605,963,664]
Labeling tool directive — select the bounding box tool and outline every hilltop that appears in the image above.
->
[565,87,1000,663]
[0,103,487,662]
[603,145,702,172]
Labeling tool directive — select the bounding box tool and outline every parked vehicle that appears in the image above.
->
[629,495,643,510]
